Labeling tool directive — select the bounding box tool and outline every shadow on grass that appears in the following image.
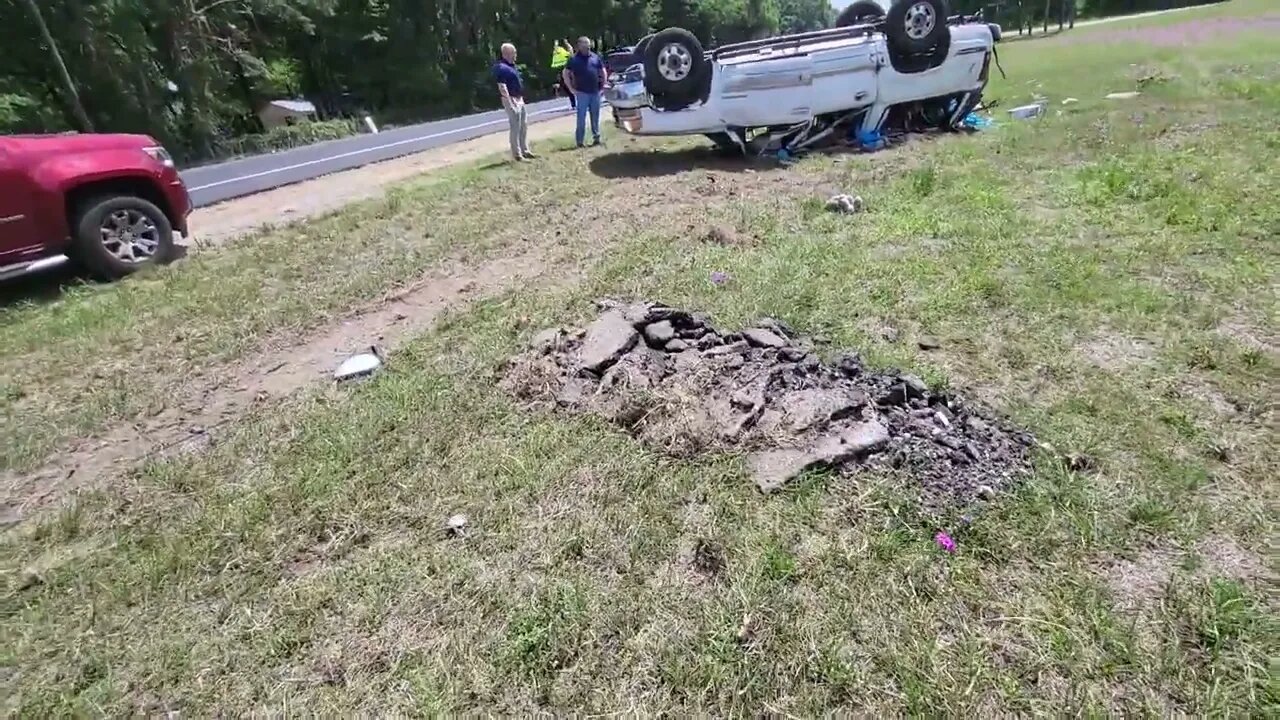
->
[588,145,784,179]
[0,244,190,310]
[0,261,85,309]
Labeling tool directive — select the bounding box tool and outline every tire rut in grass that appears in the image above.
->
[0,248,556,529]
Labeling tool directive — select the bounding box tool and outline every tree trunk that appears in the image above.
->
[19,0,94,131]
[1042,0,1050,33]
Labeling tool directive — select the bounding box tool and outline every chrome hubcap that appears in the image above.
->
[904,2,936,40]
[657,43,693,82]
[100,209,160,264]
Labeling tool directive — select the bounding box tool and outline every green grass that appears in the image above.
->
[3,1,1278,714]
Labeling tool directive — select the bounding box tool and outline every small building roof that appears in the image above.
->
[265,99,316,114]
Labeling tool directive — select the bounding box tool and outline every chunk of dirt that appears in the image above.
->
[703,225,752,246]
[502,300,1036,507]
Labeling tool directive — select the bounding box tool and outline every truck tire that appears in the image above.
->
[836,1,886,26]
[634,34,652,59]
[886,0,949,55]
[70,195,175,280]
[642,28,706,106]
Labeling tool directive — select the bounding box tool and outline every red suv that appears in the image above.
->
[0,133,192,281]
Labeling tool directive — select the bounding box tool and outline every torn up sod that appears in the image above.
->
[501,301,1036,506]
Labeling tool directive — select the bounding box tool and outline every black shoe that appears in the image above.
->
[575,143,585,148]
[522,152,538,159]
[590,138,602,147]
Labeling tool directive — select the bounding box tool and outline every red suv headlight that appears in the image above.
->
[143,146,175,168]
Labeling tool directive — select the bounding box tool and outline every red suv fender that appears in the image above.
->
[28,150,190,246]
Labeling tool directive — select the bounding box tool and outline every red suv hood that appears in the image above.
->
[7,132,158,155]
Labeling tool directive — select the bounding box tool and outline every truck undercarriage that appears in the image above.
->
[606,0,1001,156]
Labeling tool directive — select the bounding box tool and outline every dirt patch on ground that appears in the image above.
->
[1078,330,1159,371]
[1215,311,1278,357]
[1104,534,1274,612]
[0,246,559,527]
[501,300,1035,509]
[189,116,578,246]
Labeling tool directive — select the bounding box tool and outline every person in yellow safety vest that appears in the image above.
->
[550,39,575,109]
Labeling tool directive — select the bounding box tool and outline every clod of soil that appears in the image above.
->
[502,301,1036,507]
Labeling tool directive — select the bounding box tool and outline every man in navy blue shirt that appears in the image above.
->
[493,43,536,161]
[562,36,606,148]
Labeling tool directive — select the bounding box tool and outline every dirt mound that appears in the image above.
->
[502,301,1036,506]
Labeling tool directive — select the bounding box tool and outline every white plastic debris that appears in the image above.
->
[445,513,469,536]
[1008,103,1046,120]
[1062,97,1079,105]
[334,346,383,381]
[1105,91,1141,100]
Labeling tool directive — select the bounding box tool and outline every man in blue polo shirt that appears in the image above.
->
[562,36,606,148]
[493,43,536,161]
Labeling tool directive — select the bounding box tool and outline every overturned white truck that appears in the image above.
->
[605,0,1001,154]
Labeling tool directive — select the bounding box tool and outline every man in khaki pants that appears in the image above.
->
[493,43,536,161]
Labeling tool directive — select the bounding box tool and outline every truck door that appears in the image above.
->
[0,146,42,266]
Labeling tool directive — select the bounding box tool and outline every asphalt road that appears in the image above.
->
[179,98,575,207]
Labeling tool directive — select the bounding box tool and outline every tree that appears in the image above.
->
[16,0,92,131]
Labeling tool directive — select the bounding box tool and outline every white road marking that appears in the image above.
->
[187,106,567,192]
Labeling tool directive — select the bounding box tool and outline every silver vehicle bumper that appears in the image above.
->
[605,80,649,112]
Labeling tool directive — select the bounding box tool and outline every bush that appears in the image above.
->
[216,118,360,159]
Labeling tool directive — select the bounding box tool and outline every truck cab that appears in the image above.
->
[0,133,191,281]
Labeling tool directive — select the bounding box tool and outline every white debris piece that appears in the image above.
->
[1105,91,1141,100]
[335,346,383,381]
[1008,103,1046,120]
[445,513,469,536]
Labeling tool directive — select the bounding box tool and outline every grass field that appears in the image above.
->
[2,1,1277,714]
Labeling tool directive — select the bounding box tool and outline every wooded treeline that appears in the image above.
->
[1,0,1219,162]
[0,0,832,160]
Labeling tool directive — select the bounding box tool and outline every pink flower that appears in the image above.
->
[935,531,957,554]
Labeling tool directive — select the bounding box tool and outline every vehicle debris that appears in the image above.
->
[334,346,384,381]
[1105,91,1141,100]
[1008,102,1046,120]
[960,112,993,131]
[444,513,469,536]
[855,129,889,152]
[501,301,1037,509]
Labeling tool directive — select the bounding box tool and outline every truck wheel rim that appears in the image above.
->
[904,1,936,40]
[100,209,160,263]
[657,43,693,82]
